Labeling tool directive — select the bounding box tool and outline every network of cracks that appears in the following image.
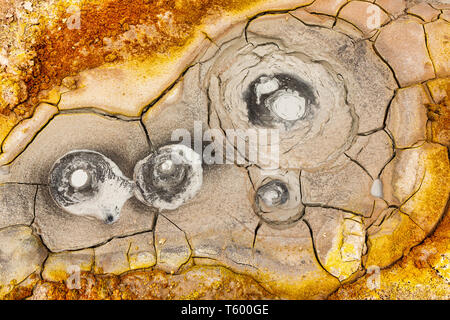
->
[0,1,449,299]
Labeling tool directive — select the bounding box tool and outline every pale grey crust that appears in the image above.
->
[0,1,448,299]
[251,169,305,227]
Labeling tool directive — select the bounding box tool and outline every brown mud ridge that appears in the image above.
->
[25,0,258,108]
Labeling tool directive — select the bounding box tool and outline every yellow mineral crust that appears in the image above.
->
[367,143,450,268]
[330,206,450,300]
[253,261,341,300]
[0,103,57,165]
[0,0,314,162]
[41,249,94,282]
[25,266,278,300]
[400,143,450,235]
[320,216,365,282]
[260,273,340,300]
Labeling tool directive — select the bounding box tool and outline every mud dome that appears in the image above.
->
[199,14,396,171]
[134,144,203,211]
[49,150,134,224]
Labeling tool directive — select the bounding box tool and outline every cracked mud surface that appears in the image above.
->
[0,0,449,300]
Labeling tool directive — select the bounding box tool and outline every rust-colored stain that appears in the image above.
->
[2,0,267,108]
[0,0,273,141]
[5,266,276,300]
[6,206,449,300]
[427,84,450,147]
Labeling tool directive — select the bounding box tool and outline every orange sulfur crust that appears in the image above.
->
[330,205,450,300]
